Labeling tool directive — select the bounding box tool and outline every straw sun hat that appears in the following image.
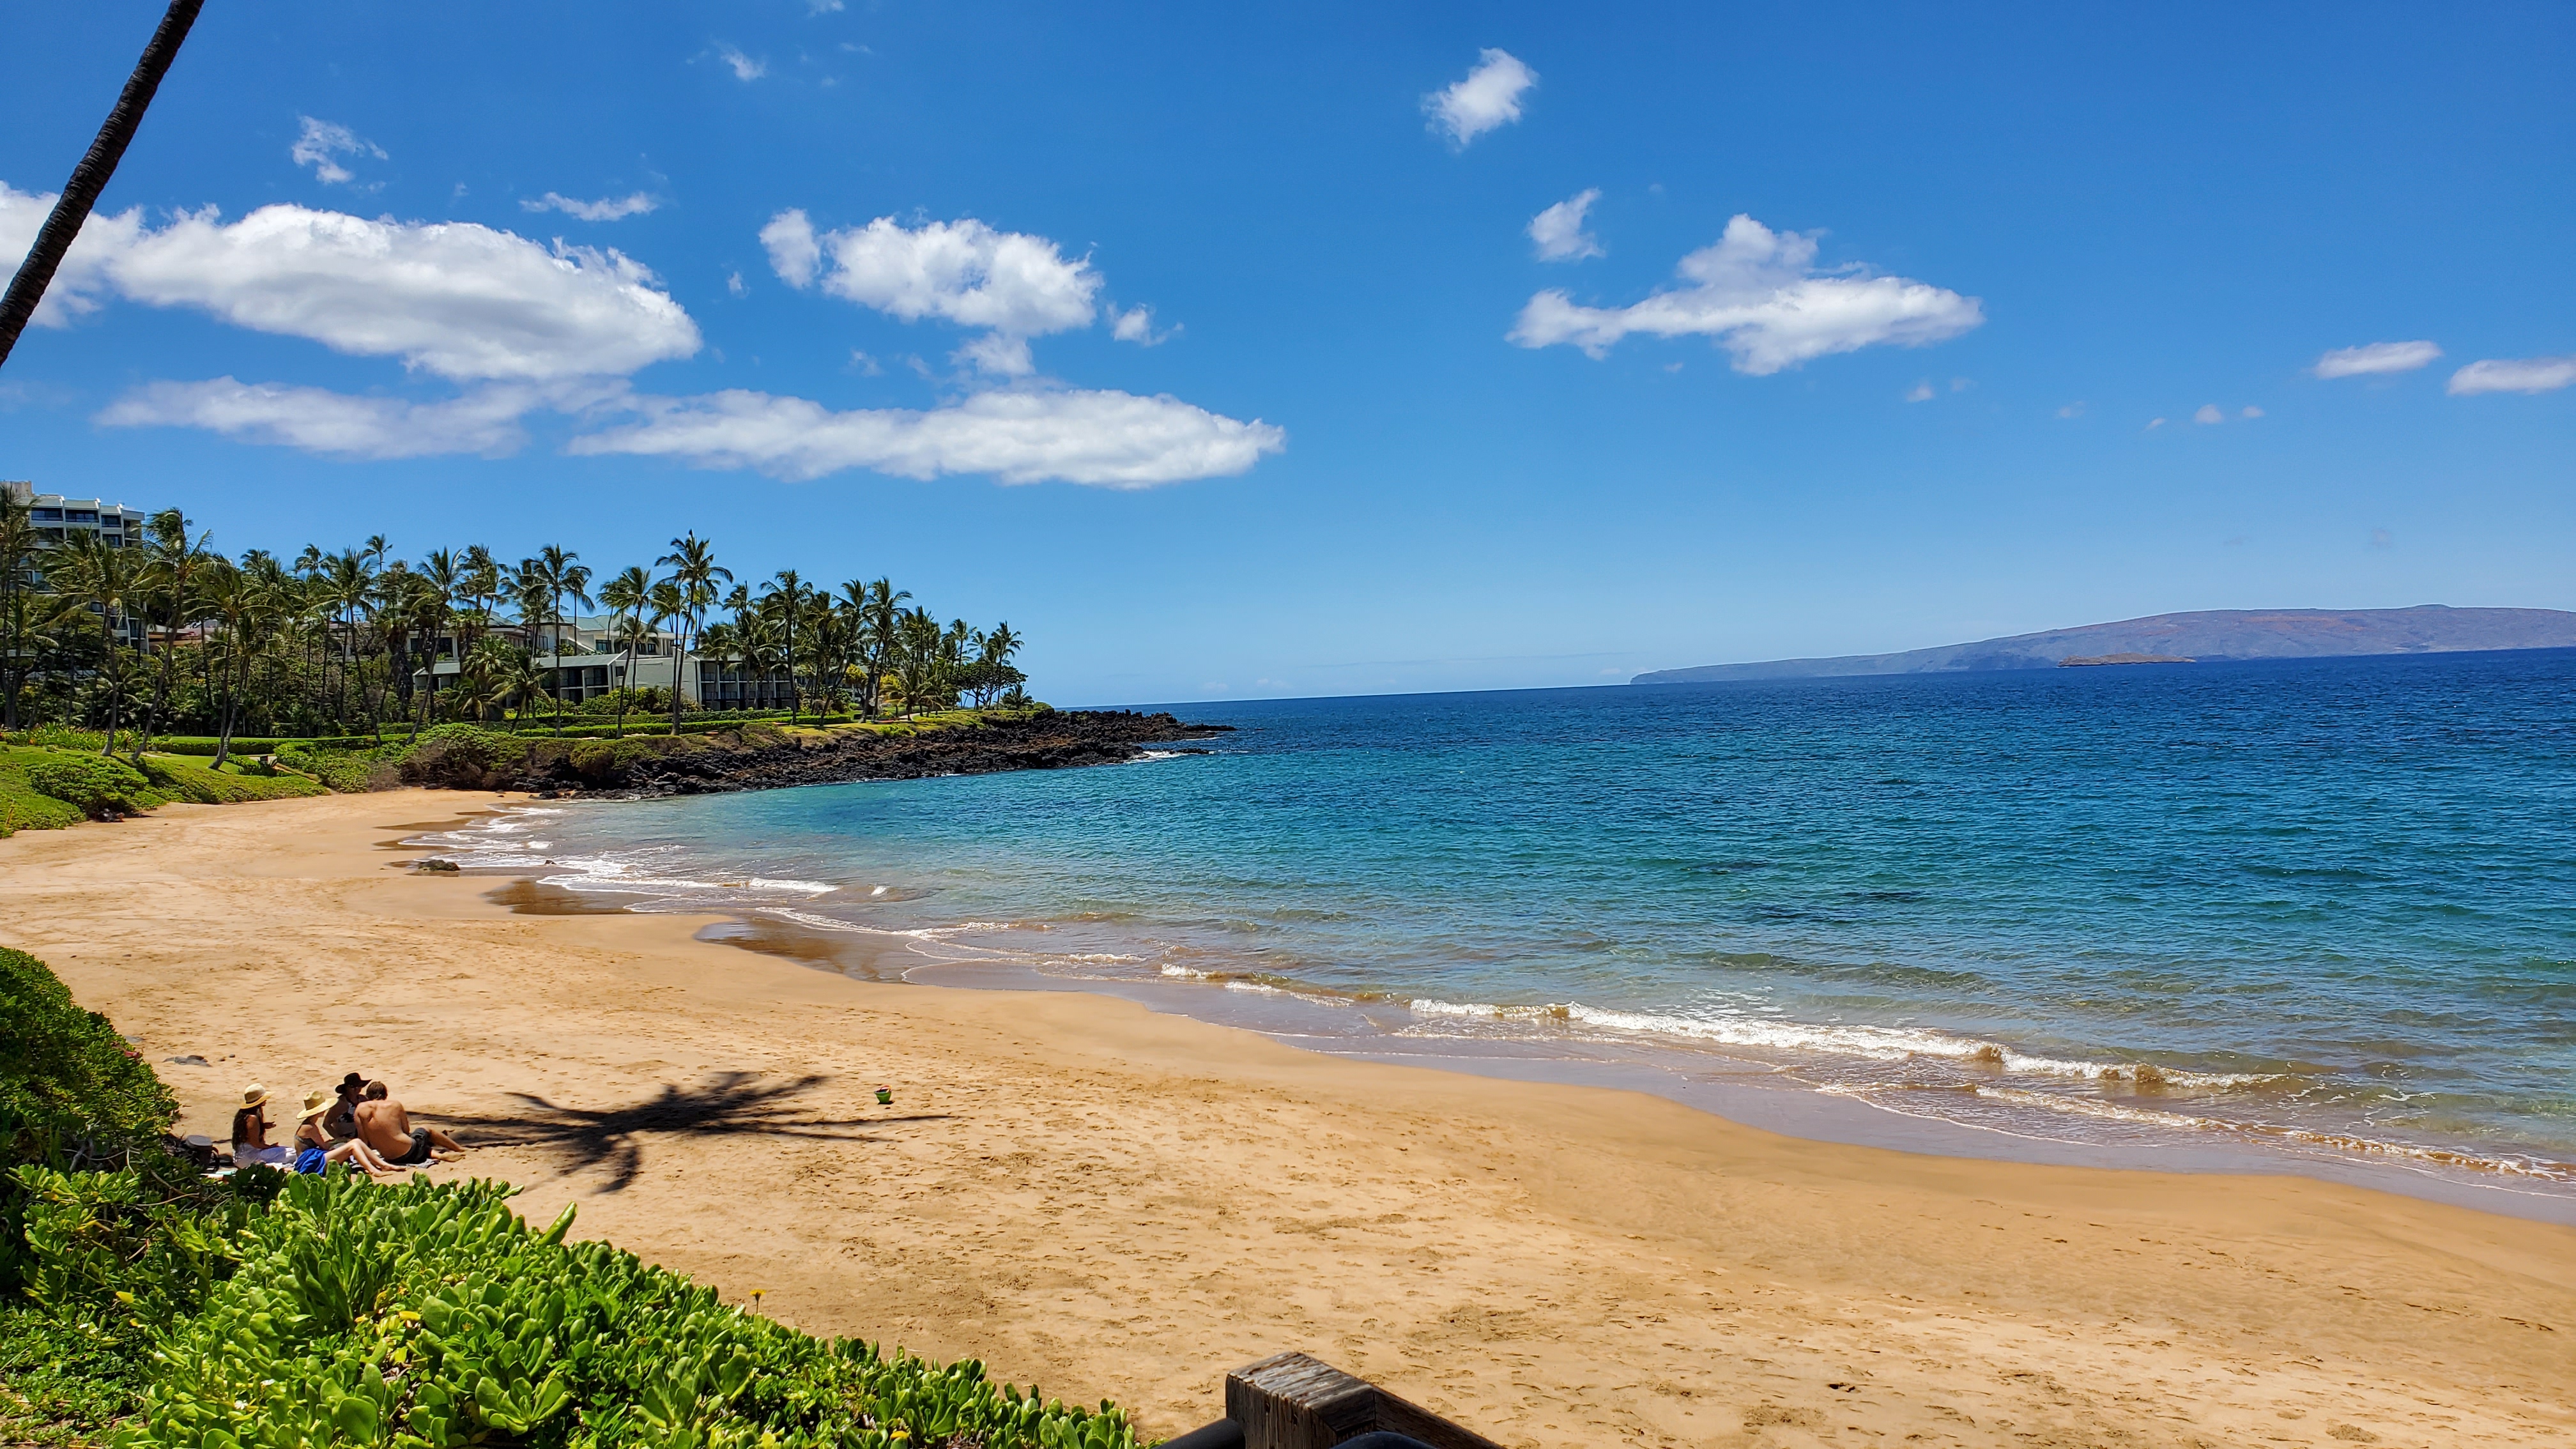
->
[240,1084,270,1110]
[297,1090,332,1122]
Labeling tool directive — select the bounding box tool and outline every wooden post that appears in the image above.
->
[1223,1353,1505,1449]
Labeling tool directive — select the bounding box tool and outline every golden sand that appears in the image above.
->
[4,791,2570,1447]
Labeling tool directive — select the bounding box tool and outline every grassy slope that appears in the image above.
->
[0,746,326,838]
[0,708,1045,836]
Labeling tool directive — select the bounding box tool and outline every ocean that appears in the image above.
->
[416,649,2576,1213]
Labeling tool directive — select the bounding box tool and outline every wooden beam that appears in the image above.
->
[1223,1352,1505,1449]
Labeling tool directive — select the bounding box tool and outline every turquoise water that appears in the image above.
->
[427,650,2576,1198]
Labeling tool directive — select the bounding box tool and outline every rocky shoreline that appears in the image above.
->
[394,709,1230,798]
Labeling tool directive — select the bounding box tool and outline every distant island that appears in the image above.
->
[1633,606,2576,684]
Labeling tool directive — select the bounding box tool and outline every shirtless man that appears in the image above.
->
[353,1080,467,1167]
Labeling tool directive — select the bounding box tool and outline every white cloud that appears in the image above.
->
[2145,417,2166,430]
[2057,401,2086,418]
[1110,304,1175,346]
[953,332,1034,377]
[97,378,542,459]
[726,270,747,298]
[107,203,694,380]
[0,188,699,380]
[2193,404,2225,424]
[2241,404,2264,418]
[1508,214,1982,374]
[807,0,845,11]
[758,209,822,288]
[41,183,1273,490]
[2447,356,2576,395]
[715,44,766,80]
[290,117,384,185]
[2313,339,2441,378]
[567,385,1285,487]
[778,213,1100,336]
[522,190,658,222]
[1528,188,1602,261]
[1905,379,1934,402]
[1425,49,1536,146]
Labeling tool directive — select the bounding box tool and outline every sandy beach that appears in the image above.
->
[3,791,2570,1449]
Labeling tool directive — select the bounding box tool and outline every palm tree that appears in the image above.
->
[414,549,463,728]
[131,508,211,756]
[595,564,652,738]
[374,564,440,741]
[803,600,855,715]
[319,549,376,732]
[654,533,730,732]
[507,560,556,729]
[456,544,500,656]
[1,487,43,730]
[762,569,815,723]
[453,636,519,724]
[195,556,255,766]
[0,0,206,371]
[645,579,687,723]
[857,578,910,719]
[44,530,138,749]
[888,606,949,719]
[733,611,785,716]
[530,544,591,735]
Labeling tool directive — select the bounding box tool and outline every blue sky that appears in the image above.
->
[3,2,2569,705]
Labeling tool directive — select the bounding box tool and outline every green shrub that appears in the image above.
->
[133,755,328,806]
[0,776,86,836]
[565,737,662,785]
[0,947,177,1149]
[275,744,396,793]
[13,725,109,751]
[24,753,158,819]
[0,1164,284,1447]
[396,725,530,790]
[127,1175,1138,1449]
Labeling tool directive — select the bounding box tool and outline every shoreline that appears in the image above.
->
[445,809,2576,1226]
[4,791,2573,1447]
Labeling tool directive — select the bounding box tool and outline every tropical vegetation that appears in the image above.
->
[3,493,1031,765]
[0,946,1139,1449]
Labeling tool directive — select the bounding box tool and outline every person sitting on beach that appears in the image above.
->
[291,1089,402,1178]
[321,1072,368,1140]
[353,1080,466,1167]
[230,1084,291,1169]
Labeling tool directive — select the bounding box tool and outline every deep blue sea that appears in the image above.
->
[422,650,2576,1204]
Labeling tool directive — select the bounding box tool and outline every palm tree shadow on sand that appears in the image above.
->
[447,1071,947,1192]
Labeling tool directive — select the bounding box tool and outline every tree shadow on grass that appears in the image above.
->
[445,1071,949,1192]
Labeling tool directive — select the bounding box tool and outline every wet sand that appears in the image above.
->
[3,790,2571,1448]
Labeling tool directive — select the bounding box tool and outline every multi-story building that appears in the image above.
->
[411,613,793,710]
[4,481,152,647]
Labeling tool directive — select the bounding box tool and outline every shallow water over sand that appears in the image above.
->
[415,650,2576,1211]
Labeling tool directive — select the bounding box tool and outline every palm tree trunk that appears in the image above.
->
[98,599,122,753]
[212,630,238,769]
[614,638,632,738]
[0,0,204,372]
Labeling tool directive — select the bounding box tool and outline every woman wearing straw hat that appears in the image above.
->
[229,1085,290,1169]
[291,1089,402,1178]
